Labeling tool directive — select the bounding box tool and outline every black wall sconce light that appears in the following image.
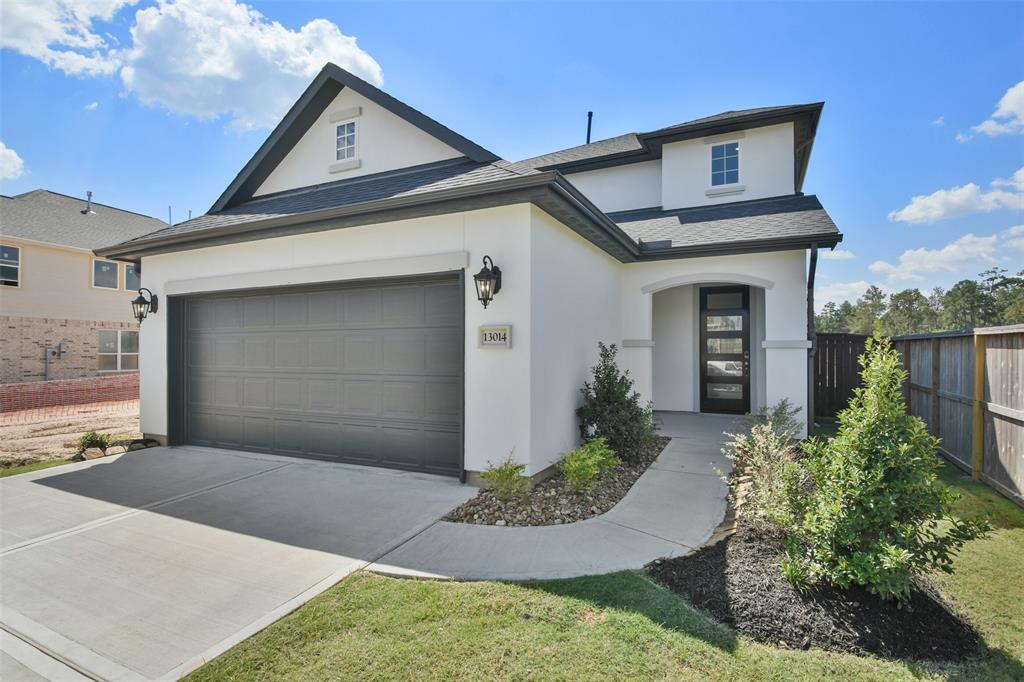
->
[473,255,502,308]
[132,288,159,324]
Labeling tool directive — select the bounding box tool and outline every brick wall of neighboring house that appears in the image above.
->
[0,316,139,384]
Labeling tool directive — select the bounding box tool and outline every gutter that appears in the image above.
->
[806,242,819,435]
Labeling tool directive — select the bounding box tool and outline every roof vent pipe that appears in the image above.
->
[586,111,593,144]
[81,191,94,215]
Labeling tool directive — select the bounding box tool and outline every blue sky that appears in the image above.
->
[1,1,1022,308]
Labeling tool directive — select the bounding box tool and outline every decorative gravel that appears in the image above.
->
[647,524,982,662]
[445,437,671,527]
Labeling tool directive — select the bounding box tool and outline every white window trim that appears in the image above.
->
[92,258,121,290]
[706,139,744,197]
[0,243,21,288]
[97,330,139,372]
[334,118,358,162]
[124,262,141,291]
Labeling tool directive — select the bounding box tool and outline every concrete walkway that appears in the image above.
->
[370,412,734,580]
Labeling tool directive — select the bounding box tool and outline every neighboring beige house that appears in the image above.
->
[0,190,166,383]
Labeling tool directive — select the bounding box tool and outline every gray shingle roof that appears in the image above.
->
[516,133,643,170]
[111,160,541,249]
[609,194,840,249]
[0,190,166,251]
[518,104,822,171]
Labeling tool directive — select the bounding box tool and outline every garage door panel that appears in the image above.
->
[183,277,462,475]
[343,289,381,326]
[382,333,426,372]
[274,293,308,327]
[309,336,340,368]
[242,296,273,328]
[343,334,380,370]
[342,379,379,415]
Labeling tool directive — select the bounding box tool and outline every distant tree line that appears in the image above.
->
[816,267,1024,336]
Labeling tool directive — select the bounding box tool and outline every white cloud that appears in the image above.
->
[0,141,25,180]
[955,131,972,143]
[84,100,98,111]
[821,249,855,261]
[971,80,1024,137]
[1002,224,1024,252]
[932,115,945,127]
[0,1,132,76]
[1,0,383,131]
[816,280,889,309]
[888,167,1024,224]
[868,233,1001,283]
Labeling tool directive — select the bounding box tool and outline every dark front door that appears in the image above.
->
[699,285,750,414]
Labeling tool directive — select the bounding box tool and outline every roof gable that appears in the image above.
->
[211,63,500,212]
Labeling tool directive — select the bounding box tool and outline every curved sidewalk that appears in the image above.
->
[369,412,735,581]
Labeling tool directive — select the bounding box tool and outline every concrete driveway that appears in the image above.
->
[0,446,474,681]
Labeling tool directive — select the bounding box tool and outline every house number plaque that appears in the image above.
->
[478,325,512,348]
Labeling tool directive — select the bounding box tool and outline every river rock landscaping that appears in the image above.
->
[445,436,670,526]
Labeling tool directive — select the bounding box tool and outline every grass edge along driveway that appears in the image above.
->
[187,462,1023,681]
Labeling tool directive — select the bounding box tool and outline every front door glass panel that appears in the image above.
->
[699,285,750,414]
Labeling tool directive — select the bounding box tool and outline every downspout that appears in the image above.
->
[806,243,819,436]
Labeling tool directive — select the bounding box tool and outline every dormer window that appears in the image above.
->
[711,142,739,186]
[336,121,356,161]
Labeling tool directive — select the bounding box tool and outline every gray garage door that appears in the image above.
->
[182,276,463,476]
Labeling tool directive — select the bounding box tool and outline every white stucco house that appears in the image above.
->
[96,63,842,481]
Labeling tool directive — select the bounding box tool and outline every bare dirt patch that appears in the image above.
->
[445,437,671,526]
[0,403,140,467]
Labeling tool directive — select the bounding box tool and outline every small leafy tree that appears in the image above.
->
[577,343,657,461]
[557,437,620,491]
[780,335,989,601]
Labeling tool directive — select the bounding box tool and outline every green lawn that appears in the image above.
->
[188,461,1024,682]
[0,458,74,478]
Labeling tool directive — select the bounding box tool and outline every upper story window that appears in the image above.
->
[710,142,740,186]
[336,120,357,161]
[93,259,119,289]
[125,263,141,291]
[1,245,20,287]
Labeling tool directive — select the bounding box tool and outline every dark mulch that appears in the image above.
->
[648,525,983,662]
[445,437,671,526]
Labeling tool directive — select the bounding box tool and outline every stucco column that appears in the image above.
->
[763,286,810,436]
[619,290,654,404]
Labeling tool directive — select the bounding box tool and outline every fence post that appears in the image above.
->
[971,333,986,480]
[902,340,912,407]
[931,338,941,438]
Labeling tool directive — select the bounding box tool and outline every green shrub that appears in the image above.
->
[557,437,621,491]
[78,431,113,453]
[737,397,803,440]
[576,342,657,461]
[480,455,531,501]
[723,421,801,532]
[780,335,989,602]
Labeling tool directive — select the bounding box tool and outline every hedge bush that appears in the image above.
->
[780,335,989,601]
[576,342,657,461]
[480,456,531,500]
[557,437,621,491]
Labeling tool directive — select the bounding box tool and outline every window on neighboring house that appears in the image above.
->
[125,263,141,291]
[711,142,740,186]
[93,259,119,289]
[1,245,20,287]
[98,330,139,371]
[336,120,356,160]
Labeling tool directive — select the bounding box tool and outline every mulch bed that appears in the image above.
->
[445,436,671,526]
[647,525,983,662]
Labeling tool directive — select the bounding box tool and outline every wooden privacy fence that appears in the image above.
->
[893,325,1024,507]
[813,333,868,418]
